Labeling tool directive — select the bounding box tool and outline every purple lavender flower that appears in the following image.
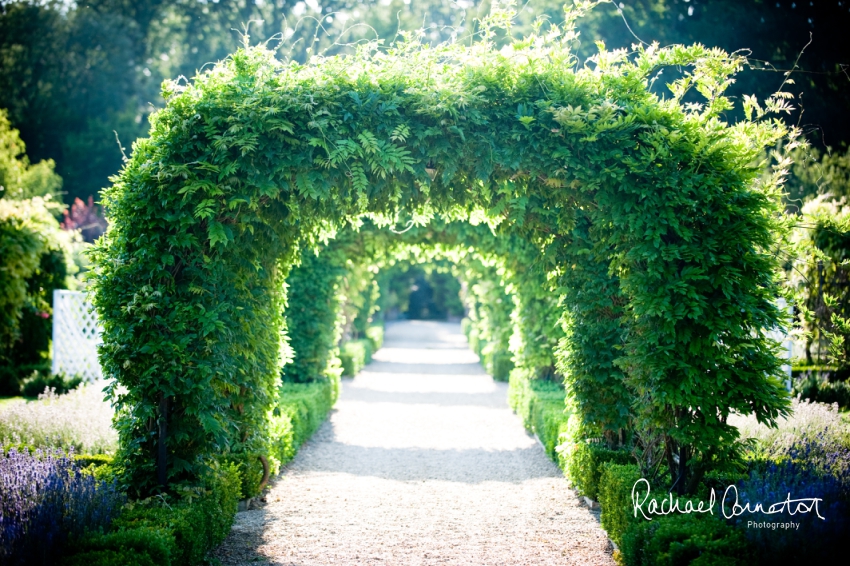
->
[0,447,125,565]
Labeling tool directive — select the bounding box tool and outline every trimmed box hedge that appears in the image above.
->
[619,513,754,566]
[597,462,643,545]
[564,441,634,501]
[365,324,384,352]
[507,368,570,460]
[484,351,514,382]
[267,378,337,474]
[63,463,241,566]
[339,339,372,377]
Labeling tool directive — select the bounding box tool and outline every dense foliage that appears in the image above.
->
[0,110,81,393]
[790,194,850,369]
[2,0,848,206]
[90,1,794,497]
[0,108,62,201]
[0,196,76,393]
[283,246,347,384]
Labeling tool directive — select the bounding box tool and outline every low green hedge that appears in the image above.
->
[63,528,172,566]
[619,513,754,566]
[484,351,514,382]
[598,462,643,545]
[339,339,372,377]
[365,324,384,352]
[73,454,114,468]
[564,441,634,501]
[507,368,570,460]
[231,378,337,498]
[265,378,337,483]
[63,379,334,565]
[63,463,241,566]
[596,462,755,565]
[497,362,763,566]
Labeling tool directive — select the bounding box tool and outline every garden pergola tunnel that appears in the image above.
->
[91,34,792,496]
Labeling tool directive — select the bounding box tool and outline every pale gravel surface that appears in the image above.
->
[215,321,615,565]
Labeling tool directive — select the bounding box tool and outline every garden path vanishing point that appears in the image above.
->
[215,320,616,565]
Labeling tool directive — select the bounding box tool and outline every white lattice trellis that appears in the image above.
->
[52,290,102,381]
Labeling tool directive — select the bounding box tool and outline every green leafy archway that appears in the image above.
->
[91,13,793,495]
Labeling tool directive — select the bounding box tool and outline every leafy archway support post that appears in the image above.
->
[91,12,794,496]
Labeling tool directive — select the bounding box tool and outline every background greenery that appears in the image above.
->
[1,0,848,206]
[1,2,849,564]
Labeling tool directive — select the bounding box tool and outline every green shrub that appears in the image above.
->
[0,363,50,397]
[74,454,116,482]
[63,527,173,566]
[0,197,74,394]
[0,108,63,202]
[73,454,114,468]
[597,462,643,545]
[267,379,336,481]
[339,339,372,377]
[565,441,634,501]
[792,372,850,408]
[21,371,82,397]
[484,351,514,382]
[507,368,570,459]
[365,324,384,352]
[619,513,754,566]
[65,463,241,566]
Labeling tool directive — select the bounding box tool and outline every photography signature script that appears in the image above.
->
[631,478,825,520]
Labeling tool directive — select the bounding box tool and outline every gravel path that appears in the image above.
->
[215,321,615,565]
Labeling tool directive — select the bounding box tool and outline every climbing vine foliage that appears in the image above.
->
[91,5,793,494]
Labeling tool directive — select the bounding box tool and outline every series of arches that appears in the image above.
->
[91,32,792,495]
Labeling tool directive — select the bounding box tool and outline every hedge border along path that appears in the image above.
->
[215,320,616,565]
[91,2,795,496]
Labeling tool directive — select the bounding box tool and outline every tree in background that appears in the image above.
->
[2,0,848,207]
[786,145,850,209]
[391,262,464,320]
[0,109,61,201]
[0,108,81,394]
[0,1,152,203]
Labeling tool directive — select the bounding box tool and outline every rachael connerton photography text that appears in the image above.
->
[631,479,826,521]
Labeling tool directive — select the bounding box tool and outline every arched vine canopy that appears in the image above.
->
[91,5,795,496]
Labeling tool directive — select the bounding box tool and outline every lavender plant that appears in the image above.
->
[730,397,850,459]
[729,441,849,561]
[728,399,850,561]
[0,384,117,454]
[0,447,125,565]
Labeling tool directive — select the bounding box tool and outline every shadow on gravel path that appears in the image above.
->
[214,320,614,566]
